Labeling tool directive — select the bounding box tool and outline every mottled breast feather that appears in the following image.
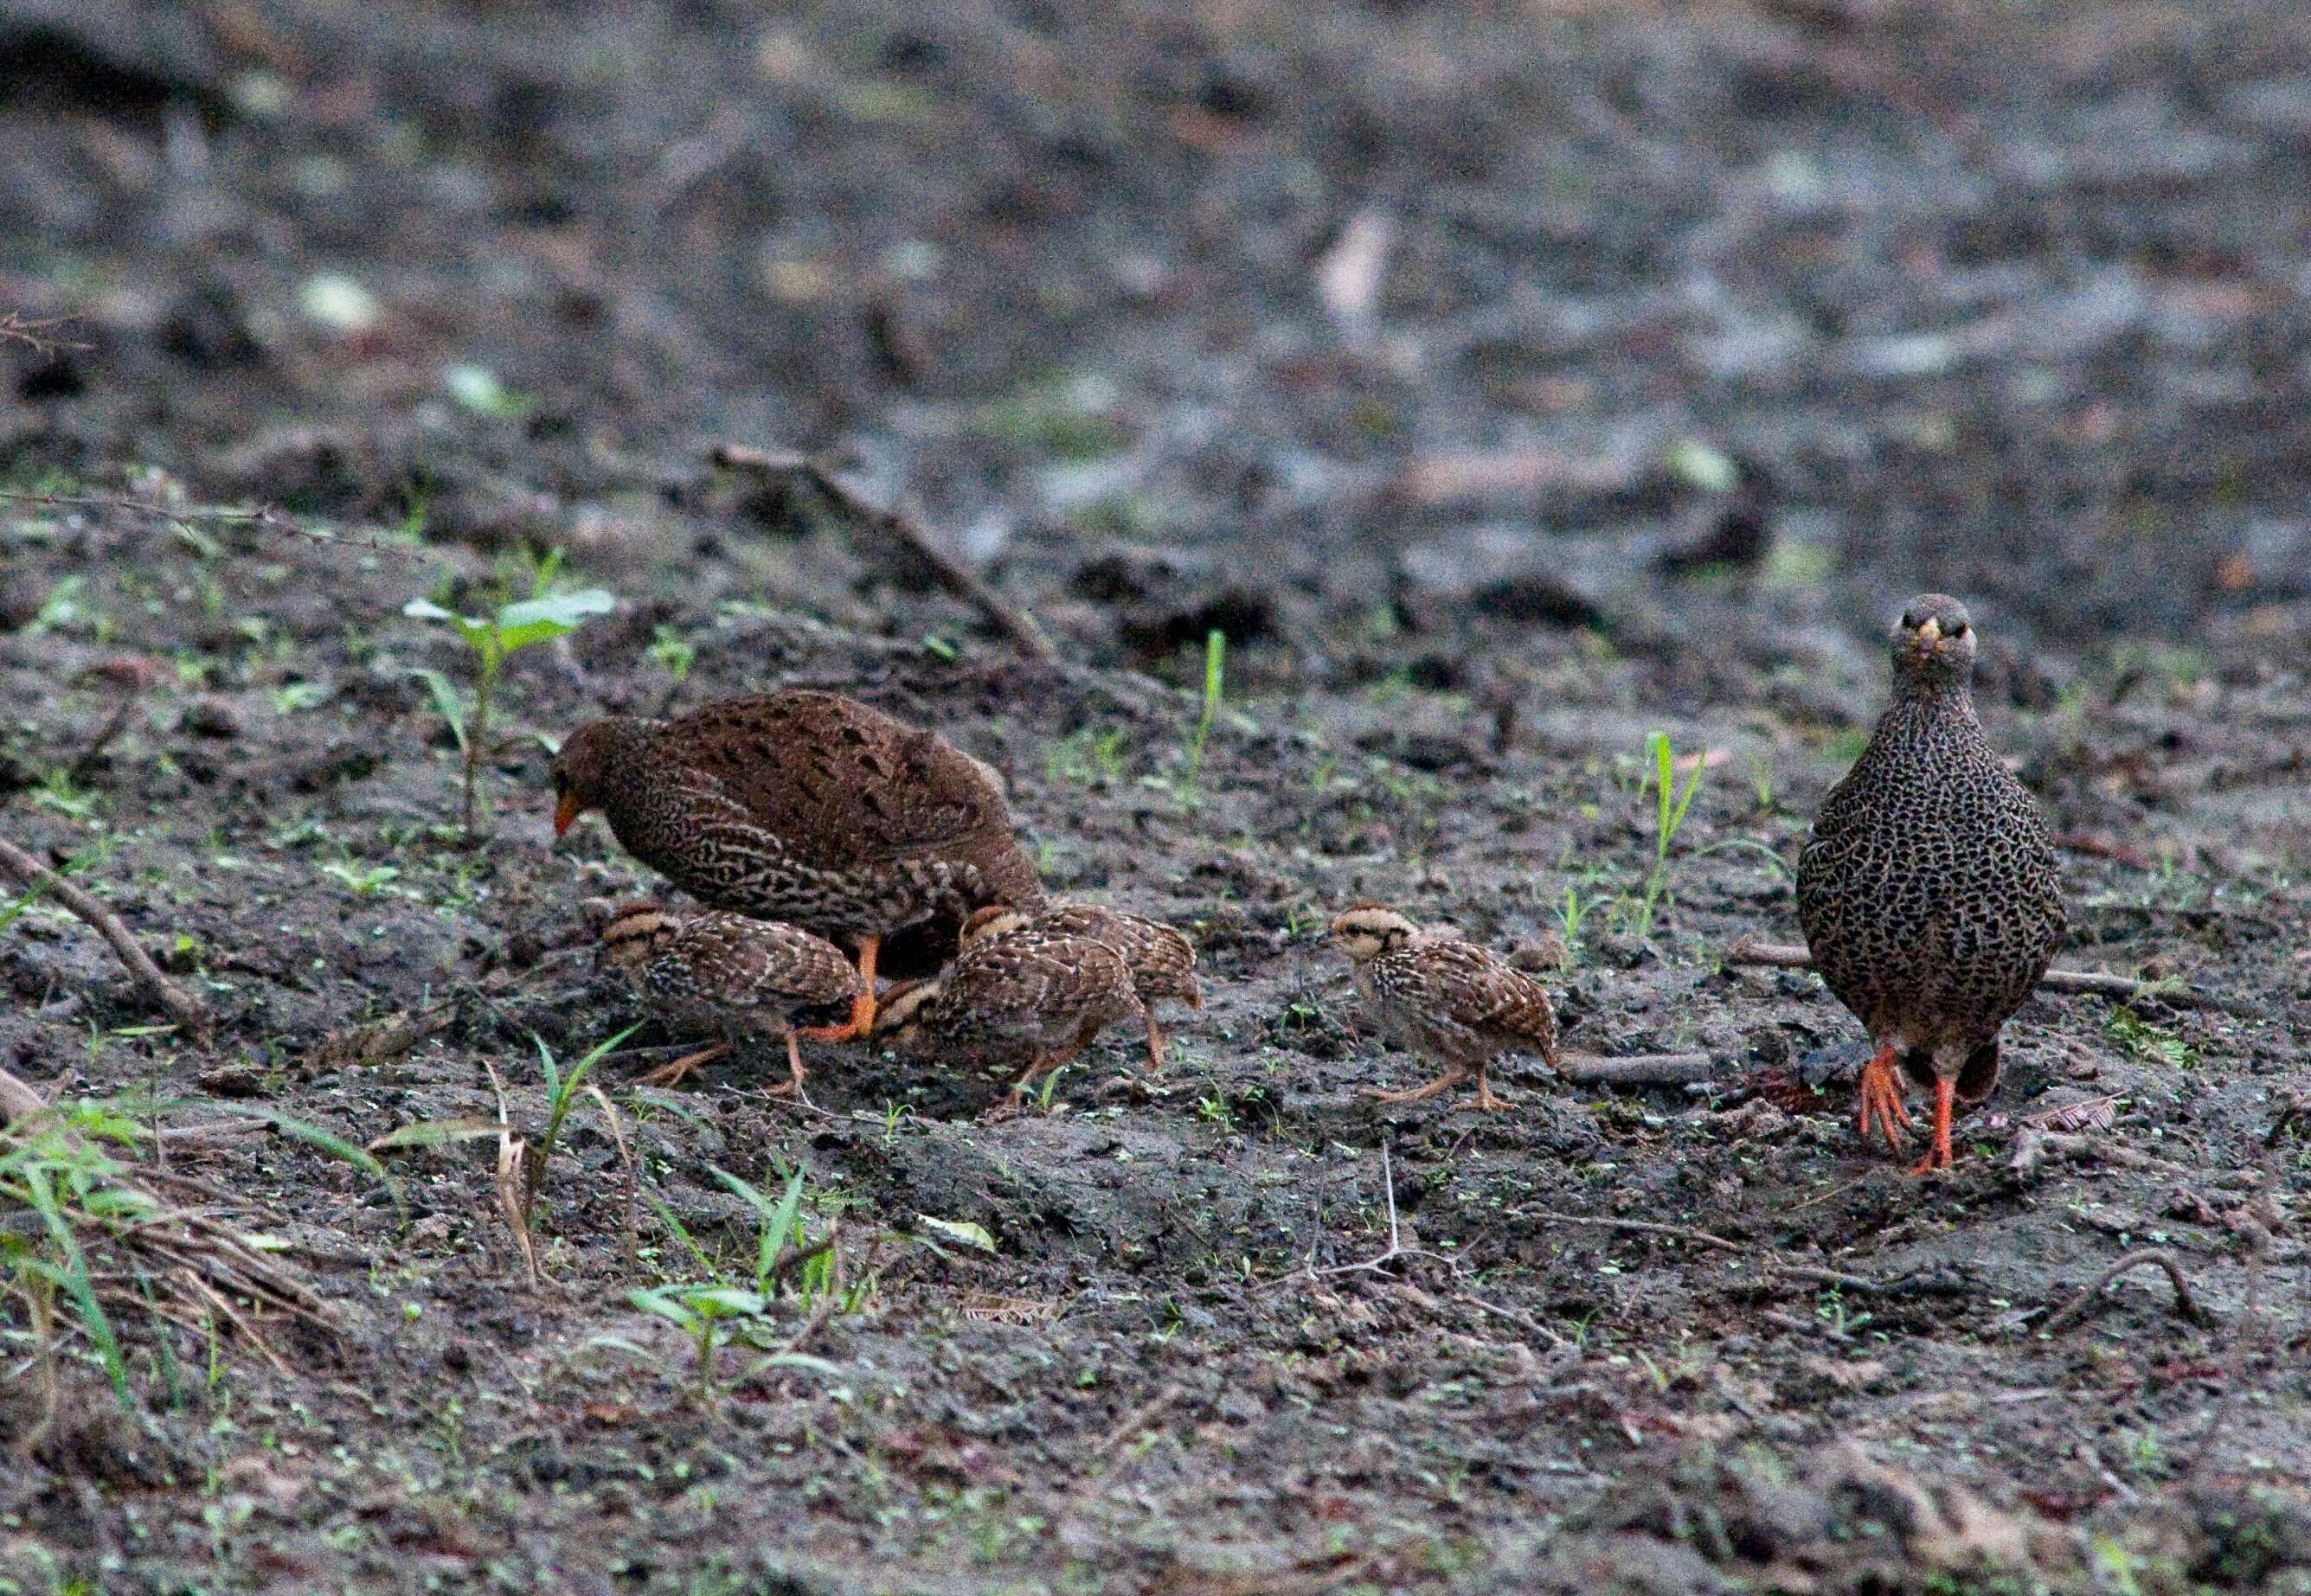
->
[1797,690,2064,1051]
[1022,904,1199,1008]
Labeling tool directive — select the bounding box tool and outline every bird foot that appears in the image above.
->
[1365,1068,1468,1106]
[1907,1076,1957,1175]
[799,986,877,1046]
[1471,1076,1516,1112]
[1856,1044,1913,1153]
[637,1042,729,1090]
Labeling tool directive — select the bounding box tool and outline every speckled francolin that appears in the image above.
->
[1329,904,1560,1112]
[600,901,858,1094]
[1795,594,2065,1172]
[960,902,1198,1073]
[870,920,1144,1118]
[553,690,1042,1042]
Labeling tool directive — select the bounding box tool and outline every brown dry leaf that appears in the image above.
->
[1802,1355,1887,1391]
[311,1008,449,1071]
[958,1293,1061,1326]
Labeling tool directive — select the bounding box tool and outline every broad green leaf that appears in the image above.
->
[915,1215,997,1253]
[686,1286,768,1317]
[410,668,467,753]
[494,590,614,654]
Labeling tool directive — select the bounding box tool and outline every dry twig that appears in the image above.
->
[1722,935,2244,1014]
[709,443,1059,663]
[482,1060,540,1286]
[0,312,87,354]
[1557,1050,1713,1086]
[0,833,211,1041]
[1523,1209,1746,1253]
[0,489,427,561]
[2044,1247,2205,1333]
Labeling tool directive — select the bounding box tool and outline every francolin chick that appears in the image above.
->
[600,901,859,1096]
[553,690,1042,1042]
[960,903,1199,1073]
[1329,904,1561,1112]
[870,925,1144,1118]
[1796,594,2065,1172]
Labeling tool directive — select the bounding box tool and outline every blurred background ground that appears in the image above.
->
[1,2,2308,1592]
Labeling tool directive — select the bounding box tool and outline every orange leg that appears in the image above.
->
[1470,1061,1515,1113]
[639,1041,728,1089]
[1856,1042,1913,1154]
[764,1030,812,1105]
[1909,1075,1957,1175]
[799,934,879,1045]
[1366,1065,1468,1106]
[1143,1012,1168,1075]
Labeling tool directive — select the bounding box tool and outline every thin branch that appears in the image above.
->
[709,443,1060,663]
[0,833,211,1042]
[1557,1050,1713,1086]
[0,489,427,561]
[0,312,88,355]
[1522,1209,1746,1253]
[1455,1293,1572,1349]
[2043,1247,2205,1333]
[1721,935,2244,1014]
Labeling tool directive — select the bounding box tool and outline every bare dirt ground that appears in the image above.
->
[2,1,2308,1591]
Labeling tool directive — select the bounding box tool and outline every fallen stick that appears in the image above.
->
[709,444,1059,663]
[0,833,211,1042]
[2044,1247,2204,1332]
[1522,1210,1745,1253]
[1557,1050,1713,1086]
[1721,936,2241,1013]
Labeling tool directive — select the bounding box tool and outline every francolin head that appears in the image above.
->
[1795,594,2065,1172]
[1329,903,1560,1112]
[960,902,1199,1073]
[600,901,859,1095]
[870,924,1143,1118]
[553,690,1042,1042]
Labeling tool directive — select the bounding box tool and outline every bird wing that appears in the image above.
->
[674,914,860,1008]
[1417,939,1558,1060]
[665,692,1015,865]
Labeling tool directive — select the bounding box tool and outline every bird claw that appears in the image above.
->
[1856,1047,1913,1154]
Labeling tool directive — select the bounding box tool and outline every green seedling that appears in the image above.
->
[1,1099,151,1404]
[405,580,613,840]
[1181,628,1225,799]
[1628,732,1705,940]
[647,624,697,682]
[630,1164,847,1401]
[1558,882,1614,958]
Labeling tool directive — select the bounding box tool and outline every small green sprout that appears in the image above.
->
[1183,628,1225,798]
[404,580,613,841]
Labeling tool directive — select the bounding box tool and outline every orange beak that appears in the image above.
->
[553,792,581,837]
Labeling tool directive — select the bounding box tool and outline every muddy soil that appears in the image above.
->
[2,1,2308,1591]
